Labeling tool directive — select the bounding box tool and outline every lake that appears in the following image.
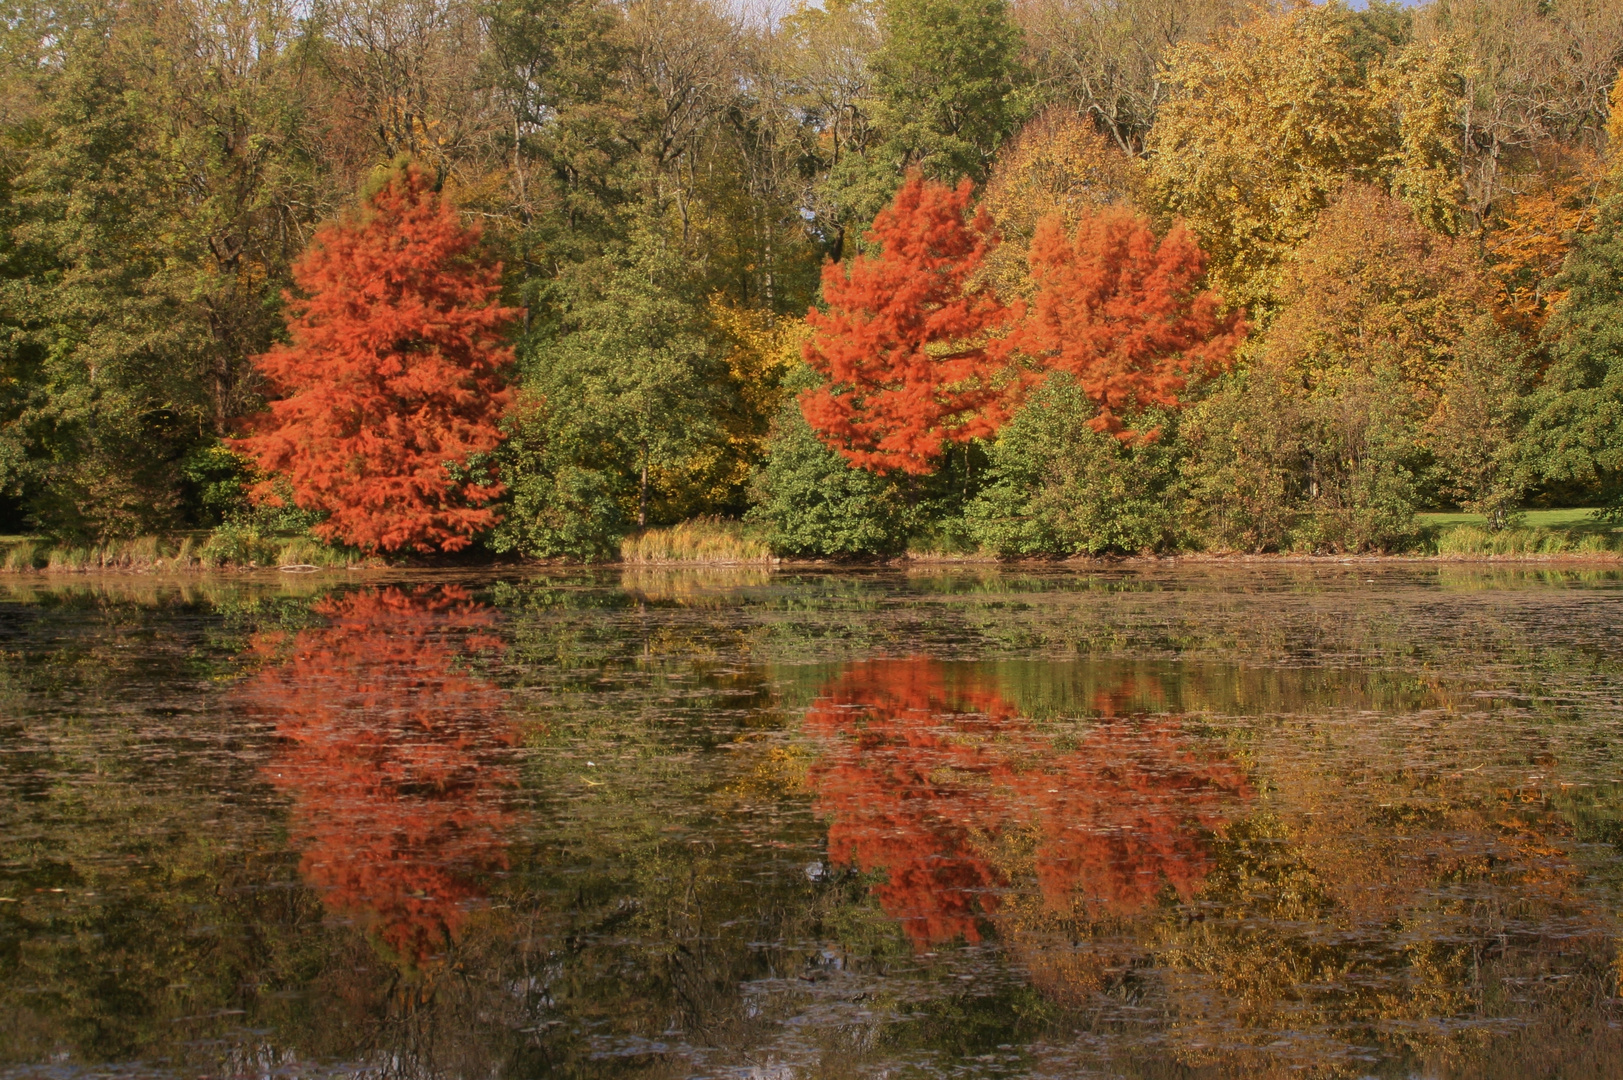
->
[3,564,1622,1078]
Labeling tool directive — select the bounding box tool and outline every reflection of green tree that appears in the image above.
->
[0,585,383,1065]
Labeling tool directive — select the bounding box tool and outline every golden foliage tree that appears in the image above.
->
[1267,184,1491,412]
[979,106,1143,296]
[1147,3,1398,313]
[1482,146,1611,335]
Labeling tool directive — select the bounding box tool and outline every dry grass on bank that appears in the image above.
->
[620,516,772,564]
[1,528,358,573]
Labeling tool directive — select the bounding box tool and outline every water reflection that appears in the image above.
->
[805,658,1251,947]
[238,586,515,965]
[5,567,1623,1078]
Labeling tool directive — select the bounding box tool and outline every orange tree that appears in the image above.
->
[1012,206,1246,440]
[236,165,518,553]
[800,172,1013,475]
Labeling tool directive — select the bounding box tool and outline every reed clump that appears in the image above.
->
[1434,526,1621,557]
[0,529,358,573]
[620,516,772,564]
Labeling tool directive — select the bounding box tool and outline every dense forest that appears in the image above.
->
[2,0,1622,559]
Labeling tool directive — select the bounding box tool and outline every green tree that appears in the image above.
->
[0,0,331,538]
[1427,320,1536,525]
[748,396,910,557]
[1181,363,1422,554]
[821,0,1027,236]
[968,373,1182,556]
[1521,195,1623,513]
[506,215,725,551]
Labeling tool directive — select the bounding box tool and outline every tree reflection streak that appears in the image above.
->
[240,586,514,965]
[806,658,1251,947]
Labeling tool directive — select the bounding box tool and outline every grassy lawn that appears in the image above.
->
[1417,509,1620,536]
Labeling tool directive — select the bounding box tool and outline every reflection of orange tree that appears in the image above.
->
[804,658,1251,947]
[240,586,514,965]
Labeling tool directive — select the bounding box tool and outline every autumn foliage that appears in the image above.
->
[239,586,515,964]
[236,166,519,553]
[800,173,1243,470]
[1015,208,1246,438]
[801,173,1013,474]
[804,658,1251,947]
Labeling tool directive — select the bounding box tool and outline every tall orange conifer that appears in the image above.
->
[237,165,518,553]
[801,173,1013,475]
[1016,208,1246,439]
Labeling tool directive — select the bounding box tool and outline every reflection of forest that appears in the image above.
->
[802,655,1623,1073]
[806,658,1250,946]
[240,586,515,964]
[5,570,1623,1079]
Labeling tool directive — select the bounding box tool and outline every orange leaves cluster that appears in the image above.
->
[1482,148,1610,335]
[801,172,1245,471]
[239,586,515,965]
[801,174,1014,475]
[236,165,520,553]
[1015,209,1247,438]
[805,658,1252,948]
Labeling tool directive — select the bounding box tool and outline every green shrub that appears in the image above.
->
[490,464,626,562]
[968,374,1182,556]
[1182,363,1421,552]
[200,523,281,567]
[748,402,911,558]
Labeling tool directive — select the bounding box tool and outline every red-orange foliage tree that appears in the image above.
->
[1014,208,1246,439]
[805,658,1251,948]
[801,173,1013,475]
[239,586,515,965]
[236,166,519,553]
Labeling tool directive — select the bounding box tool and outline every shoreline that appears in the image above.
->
[4,549,1623,576]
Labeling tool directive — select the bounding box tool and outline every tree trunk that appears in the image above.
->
[639,457,649,529]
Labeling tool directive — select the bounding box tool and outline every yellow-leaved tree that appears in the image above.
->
[1268,183,1490,412]
[1147,2,1471,315]
[705,299,811,487]
[979,106,1143,297]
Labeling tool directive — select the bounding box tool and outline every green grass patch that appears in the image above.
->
[1417,508,1623,557]
[1417,508,1618,534]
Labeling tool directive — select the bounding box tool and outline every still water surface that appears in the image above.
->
[3,565,1623,1078]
